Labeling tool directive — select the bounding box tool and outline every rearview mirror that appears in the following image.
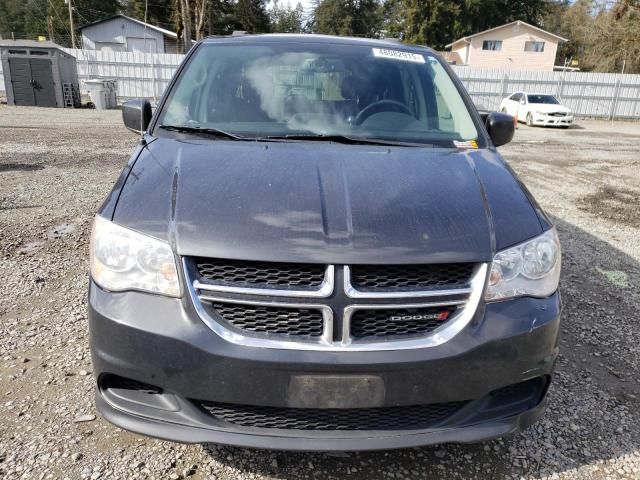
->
[485,112,514,147]
[122,99,152,134]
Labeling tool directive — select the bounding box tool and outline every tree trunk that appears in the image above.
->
[195,0,208,40]
[181,0,193,52]
[174,0,184,53]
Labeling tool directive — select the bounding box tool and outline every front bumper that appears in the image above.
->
[88,281,561,450]
[532,113,574,126]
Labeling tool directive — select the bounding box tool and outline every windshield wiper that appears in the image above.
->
[258,134,432,147]
[159,125,249,141]
[159,127,432,147]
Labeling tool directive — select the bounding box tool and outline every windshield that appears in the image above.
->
[527,94,559,105]
[156,42,479,146]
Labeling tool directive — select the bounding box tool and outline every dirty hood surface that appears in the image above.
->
[112,138,544,264]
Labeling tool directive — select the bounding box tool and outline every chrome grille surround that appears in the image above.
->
[344,265,474,299]
[194,258,328,290]
[194,265,334,298]
[196,294,333,348]
[195,293,335,347]
[349,305,460,339]
[185,258,488,351]
[349,263,474,292]
[209,301,325,337]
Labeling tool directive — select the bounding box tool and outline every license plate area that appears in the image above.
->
[288,375,385,409]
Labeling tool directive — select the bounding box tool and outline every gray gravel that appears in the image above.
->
[1,105,640,479]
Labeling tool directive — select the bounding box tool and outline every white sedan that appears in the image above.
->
[499,92,574,128]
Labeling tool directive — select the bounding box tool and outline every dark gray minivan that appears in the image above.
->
[88,34,561,450]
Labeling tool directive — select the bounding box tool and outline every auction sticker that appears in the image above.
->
[372,48,425,63]
[454,139,479,149]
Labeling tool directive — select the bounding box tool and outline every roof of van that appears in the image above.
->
[202,34,434,51]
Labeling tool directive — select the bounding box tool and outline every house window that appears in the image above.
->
[482,40,502,51]
[524,41,545,52]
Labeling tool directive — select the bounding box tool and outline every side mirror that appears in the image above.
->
[122,99,152,134]
[485,112,515,147]
[519,99,526,105]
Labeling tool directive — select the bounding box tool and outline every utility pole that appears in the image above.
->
[66,0,76,48]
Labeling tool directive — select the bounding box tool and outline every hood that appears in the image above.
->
[111,138,543,264]
[531,104,571,114]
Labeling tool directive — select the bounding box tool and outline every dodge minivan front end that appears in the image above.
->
[88,34,561,450]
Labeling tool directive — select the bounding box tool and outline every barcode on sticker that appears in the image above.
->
[372,48,425,64]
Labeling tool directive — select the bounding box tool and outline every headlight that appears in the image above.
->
[485,228,560,301]
[90,215,181,297]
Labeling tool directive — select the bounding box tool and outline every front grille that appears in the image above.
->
[187,257,486,350]
[199,401,466,431]
[548,112,567,117]
[350,306,459,338]
[194,257,325,289]
[208,302,324,337]
[350,264,474,291]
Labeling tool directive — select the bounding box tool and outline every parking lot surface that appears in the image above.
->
[1,106,639,479]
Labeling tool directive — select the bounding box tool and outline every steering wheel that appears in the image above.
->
[354,99,413,125]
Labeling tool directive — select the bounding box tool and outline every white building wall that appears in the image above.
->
[80,18,167,54]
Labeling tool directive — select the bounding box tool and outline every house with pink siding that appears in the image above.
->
[444,21,567,71]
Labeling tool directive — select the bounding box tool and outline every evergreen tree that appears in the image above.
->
[234,0,271,32]
[0,0,27,39]
[125,0,174,30]
[381,0,404,39]
[208,0,243,35]
[271,1,304,33]
[403,0,462,48]
[74,0,121,23]
[24,0,70,45]
[312,0,383,37]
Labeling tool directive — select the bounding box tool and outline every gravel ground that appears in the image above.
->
[1,105,640,480]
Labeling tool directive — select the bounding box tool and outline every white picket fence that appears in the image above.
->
[1,47,640,119]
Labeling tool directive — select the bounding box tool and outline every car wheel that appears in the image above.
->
[526,113,533,126]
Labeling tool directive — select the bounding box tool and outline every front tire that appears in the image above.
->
[526,113,533,126]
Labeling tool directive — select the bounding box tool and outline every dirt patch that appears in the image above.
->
[2,108,640,480]
[47,222,78,240]
[577,185,640,227]
[0,163,45,172]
